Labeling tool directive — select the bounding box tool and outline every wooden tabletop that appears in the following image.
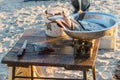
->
[2,29,99,69]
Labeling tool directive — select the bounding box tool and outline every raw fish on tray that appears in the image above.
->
[47,13,106,32]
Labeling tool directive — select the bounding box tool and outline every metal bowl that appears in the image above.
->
[64,12,119,40]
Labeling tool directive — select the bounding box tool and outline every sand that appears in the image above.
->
[0,0,120,80]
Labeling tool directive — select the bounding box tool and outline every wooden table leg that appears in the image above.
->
[12,67,16,80]
[83,71,88,80]
[8,67,16,80]
[92,66,96,80]
[31,66,34,80]
[8,67,13,80]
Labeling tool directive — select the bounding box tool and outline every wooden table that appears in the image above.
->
[2,29,99,80]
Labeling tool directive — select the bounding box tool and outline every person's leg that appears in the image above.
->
[82,0,90,11]
[71,0,79,13]
[71,0,90,13]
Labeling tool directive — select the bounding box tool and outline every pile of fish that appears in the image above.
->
[45,10,106,32]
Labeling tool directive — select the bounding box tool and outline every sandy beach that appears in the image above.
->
[0,0,120,80]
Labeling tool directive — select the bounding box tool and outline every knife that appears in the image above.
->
[17,40,27,57]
